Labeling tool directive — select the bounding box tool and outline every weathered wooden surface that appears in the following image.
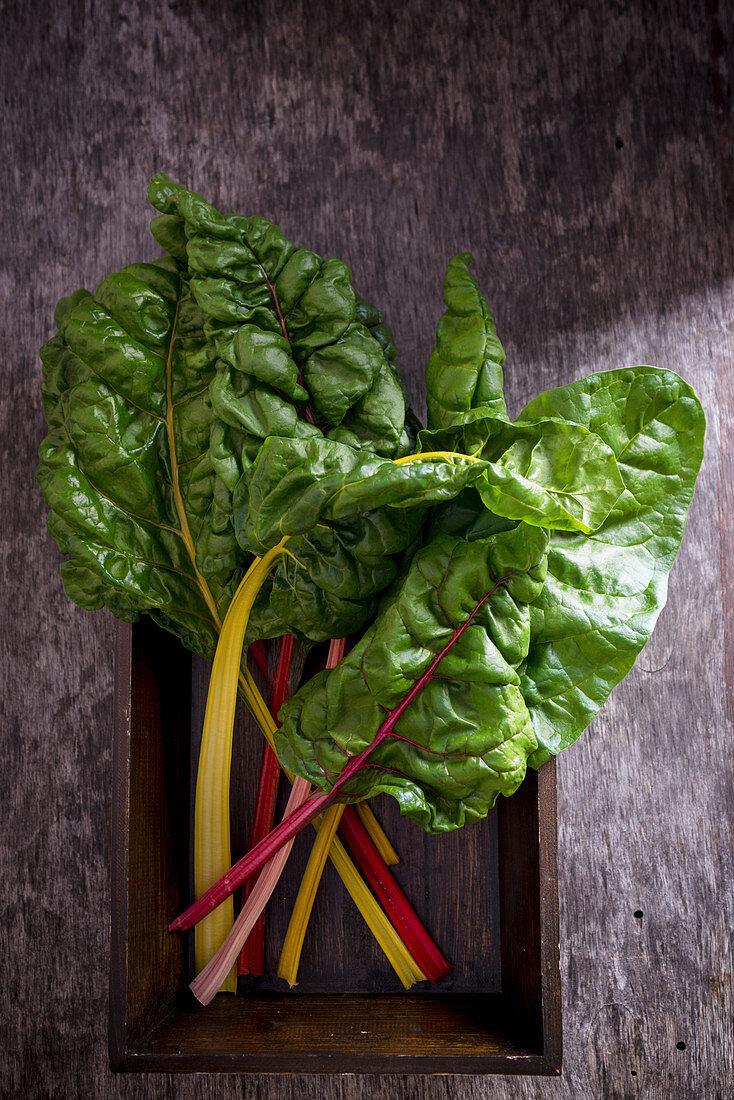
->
[1,0,731,1096]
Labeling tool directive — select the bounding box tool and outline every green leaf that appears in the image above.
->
[237,423,622,590]
[275,526,549,832]
[235,437,479,556]
[420,415,626,534]
[234,436,429,641]
[148,174,409,460]
[426,252,507,429]
[243,505,426,645]
[231,420,622,642]
[37,258,242,660]
[514,367,706,766]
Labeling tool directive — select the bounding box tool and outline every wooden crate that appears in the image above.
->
[110,618,561,1075]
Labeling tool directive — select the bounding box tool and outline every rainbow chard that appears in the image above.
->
[170,523,550,929]
[37,176,706,995]
[170,259,704,936]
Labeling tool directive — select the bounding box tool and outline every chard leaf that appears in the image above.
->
[148,175,411,461]
[426,252,508,428]
[37,258,241,660]
[514,367,705,765]
[235,437,477,556]
[420,415,626,534]
[237,420,623,565]
[276,526,549,832]
[251,518,417,643]
[235,437,429,641]
[243,503,426,644]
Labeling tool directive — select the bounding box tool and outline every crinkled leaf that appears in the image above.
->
[276,526,549,832]
[37,258,242,660]
[512,366,705,766]
[247,517,417,643]
[420,414,625,534]
[233,437,428,641]
[148,174,410,460]
[237,423,623,564]
[235,437,477,556]
[207,288,413,539]
[426,252,507,429]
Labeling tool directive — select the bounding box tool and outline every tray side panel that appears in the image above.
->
[496,758,561,1071]
[538,758,562,1072]
[126,620,192,1048]
[497,766,543,1050]
[109,620,132,1069]
[129,994,545,1075]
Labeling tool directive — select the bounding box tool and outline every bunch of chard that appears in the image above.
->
[38,177,705,1001]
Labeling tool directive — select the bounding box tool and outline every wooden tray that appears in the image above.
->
[110,618,561,1074]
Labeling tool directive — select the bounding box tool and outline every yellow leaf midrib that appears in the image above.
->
[164,291,223,631]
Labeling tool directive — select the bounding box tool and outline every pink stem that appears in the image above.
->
[190,776,312,1004]
[326,636,346,668]
[237,741,281,975]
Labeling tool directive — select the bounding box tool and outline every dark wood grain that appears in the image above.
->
[2,0,732,1095]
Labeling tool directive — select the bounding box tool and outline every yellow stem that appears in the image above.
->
[278,804,345,987]
[236,666,423,986]
[355,802,399,866]
[393,450,481,465]
[194,539,288,989]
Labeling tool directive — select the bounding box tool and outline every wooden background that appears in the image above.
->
[2,0,732,1096]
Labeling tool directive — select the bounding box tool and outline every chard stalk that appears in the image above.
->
[277,637,347,986]
[193,539,288,986]
[239,634,294,976]
[237,740,281,976]
[194,613,426,992]
[353,803,399,866]
[277,803,345,987]
[192,784,424,998]
[248,639,269,679]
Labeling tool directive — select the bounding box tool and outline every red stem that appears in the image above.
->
[248,640,268,680]
[270,634,297,717]
[170,789,333,931]
[238,635,294,975]
[236,744,280,975]
[338,806,451,983]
